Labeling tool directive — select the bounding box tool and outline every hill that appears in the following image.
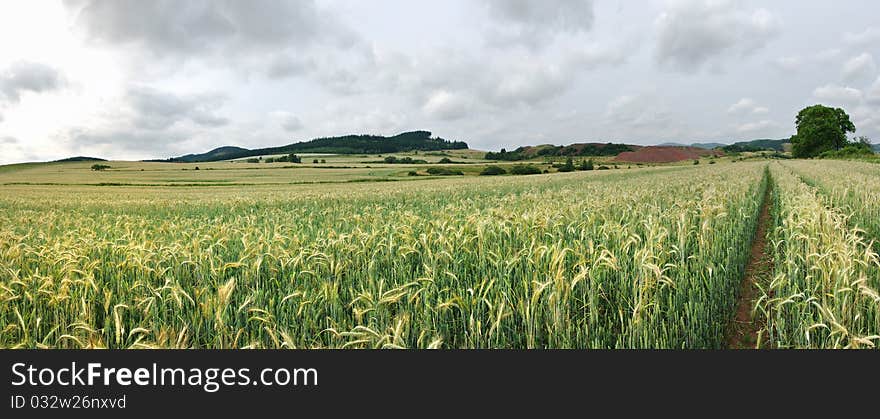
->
[484,142,633,161]
[160,146,251,163]
[659,142,726,149]
[163,131,468,163]
[615,146,723,163]
[721,139,788,153]
[691,142,727,149]
[54,156,107,162]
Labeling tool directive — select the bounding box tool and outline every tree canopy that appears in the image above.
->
[790,105,856,158]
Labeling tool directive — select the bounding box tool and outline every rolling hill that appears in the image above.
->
[53,156,108,163]
[160,131,468,163]
[484,143,634,161]
[615,146,724,163]
[721,139,788,153]
[658,142,727,149]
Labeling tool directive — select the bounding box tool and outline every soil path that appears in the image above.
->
[727,178,773,349]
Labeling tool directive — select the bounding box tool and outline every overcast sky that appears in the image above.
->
[0,0,879,163]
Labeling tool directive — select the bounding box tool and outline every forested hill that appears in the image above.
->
[485,143,634,161]
[721,139,788,152]
[162,131,468,163]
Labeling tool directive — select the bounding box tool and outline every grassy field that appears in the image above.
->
[0,150,689,187]
[1,158,878,349]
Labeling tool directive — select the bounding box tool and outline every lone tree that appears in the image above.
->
[790,105,856,158]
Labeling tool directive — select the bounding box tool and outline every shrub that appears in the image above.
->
[408,171,419,176]
[509,165,542,175]
[579,159,594,171]
[818,143,874,159]
[438,157,453,164]
[557,157,576,173]
[382,156,428,164]
[426,167,463,176]
[480,166,507,176]
[277,153,301,163]
[91,164,110,171]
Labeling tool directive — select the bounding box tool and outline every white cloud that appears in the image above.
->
[727,98,756,114]
[813,85,864,105]
[843,27,880,47]
[727,98,769,115]
[422,90,473,121]
[842,53,876,82]
[736,120,777,134]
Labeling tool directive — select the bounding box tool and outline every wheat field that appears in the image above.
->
[1,160,879,349]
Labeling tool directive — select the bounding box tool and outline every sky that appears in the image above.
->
[0,0,879,164]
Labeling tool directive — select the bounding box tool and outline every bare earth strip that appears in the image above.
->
[727,176,774,349]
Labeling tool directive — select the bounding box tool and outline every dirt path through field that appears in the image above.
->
[726,177,773,349]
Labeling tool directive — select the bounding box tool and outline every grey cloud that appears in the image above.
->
[270,112,303,132]
[265,56,314,80]
[567,44,631,70]
[655,0,779,71]
[0,136,17,145]
[65,0,360,66]
[604,94,673,131]
[485,0,594,48]
[868,77,880,105]
[412,41,630,114]
[359,47,577,118]
[0,61,65,103]
[65,0,363,80]
[62,86,229,157]
[65,0,234,53]
[127,86,229,130]
[67,128,192,153]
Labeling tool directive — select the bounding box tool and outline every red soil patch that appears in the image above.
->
[614,146,723,163]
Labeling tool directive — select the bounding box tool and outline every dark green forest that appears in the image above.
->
[162,131,468,163]
[485,143,632,161]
